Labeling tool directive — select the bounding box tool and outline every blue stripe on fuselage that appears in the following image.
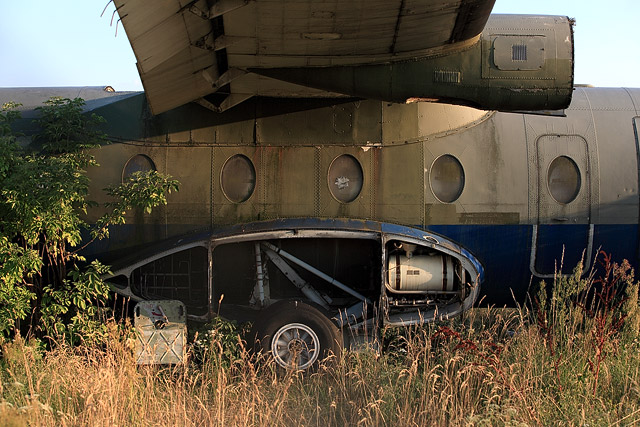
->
[426,224,639,306]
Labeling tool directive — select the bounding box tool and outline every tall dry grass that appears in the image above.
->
[2,256,640,426]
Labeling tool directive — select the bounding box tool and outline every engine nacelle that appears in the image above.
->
[253,15,574,111]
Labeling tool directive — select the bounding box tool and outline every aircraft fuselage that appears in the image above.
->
[77,87,640,306]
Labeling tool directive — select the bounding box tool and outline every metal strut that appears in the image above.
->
[261,245,330,309]
[251,242,269,307]
[261,242,372,304]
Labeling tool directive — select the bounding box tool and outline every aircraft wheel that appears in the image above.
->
[250,300,342,371]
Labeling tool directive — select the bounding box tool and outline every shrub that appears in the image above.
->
[0,99,178,343]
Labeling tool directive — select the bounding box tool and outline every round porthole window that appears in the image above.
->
[547,156,581,204]
[221,154,256,203]
[122,154,155,182]
[328,154,363,203]
[430,154,465,203]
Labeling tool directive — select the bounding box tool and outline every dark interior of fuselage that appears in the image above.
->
[129,246,209,316]
[212,237,382,320]
[122,235,465,323]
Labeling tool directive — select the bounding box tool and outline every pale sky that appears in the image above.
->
[0,1,637,91]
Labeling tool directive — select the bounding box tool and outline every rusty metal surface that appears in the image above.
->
[4,87,638,260]
[68,88,636,246]
[8,85,640,308]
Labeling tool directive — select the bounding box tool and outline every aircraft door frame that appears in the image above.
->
[529,134,594,278]
[535,134,591,222]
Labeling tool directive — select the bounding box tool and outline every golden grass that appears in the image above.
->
[1,304,640,426]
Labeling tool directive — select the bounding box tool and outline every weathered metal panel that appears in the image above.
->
[382,103,421,144]
[481,15,572,80]
[373,143,424,225]
[87,143,168,219]
[212,147,264,224]
[140,47,217,115]
[230,0,471,57]
[379,101,490,145]
[115,0,495,113]
[493,36,545,71]
[255,99,381,145]
[134,300,187,365]
[164,147,212,227]
[261,146,317,217]
[317,147,374,220]
[417,103,490,140]
[535,135,591,223]
[214,115,256,144]
[423,112,527,225]
[528,135,592,276]
[625,88,640,116]
[590,109,637,224]
[588,94,634,219]
[115,0,190,73]
[114,0,218,114]
[525,91,594,223]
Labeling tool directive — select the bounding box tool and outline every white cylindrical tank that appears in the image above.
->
[387,254,455,292]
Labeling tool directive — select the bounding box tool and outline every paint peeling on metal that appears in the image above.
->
[335,176,350,190]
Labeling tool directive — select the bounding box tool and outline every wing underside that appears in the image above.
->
[114,0,573,114]
[114,0,495,113]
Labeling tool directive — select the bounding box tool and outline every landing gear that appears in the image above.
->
[249,300,342,371]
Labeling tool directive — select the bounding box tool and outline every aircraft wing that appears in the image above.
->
[114,0,573,114]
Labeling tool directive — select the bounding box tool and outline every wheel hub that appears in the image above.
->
[271,322,320,370]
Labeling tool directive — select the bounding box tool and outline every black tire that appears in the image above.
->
[249,300,342,371]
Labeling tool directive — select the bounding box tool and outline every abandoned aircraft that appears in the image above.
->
[5,81,639,367]
[5,0,638,369]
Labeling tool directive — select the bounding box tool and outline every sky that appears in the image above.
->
[0,1,638,91]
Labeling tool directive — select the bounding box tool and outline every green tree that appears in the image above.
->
[0,98,179,343]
